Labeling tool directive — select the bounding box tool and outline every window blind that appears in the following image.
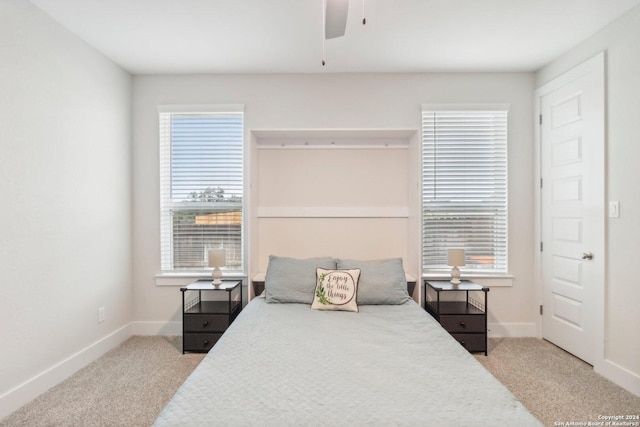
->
[159,111,244,272]
[422,109,508,272]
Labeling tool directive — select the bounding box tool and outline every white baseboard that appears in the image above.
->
[0,323,132,421]
[595,359,640,397]
[132,321,181,336]
[488,322,537,338]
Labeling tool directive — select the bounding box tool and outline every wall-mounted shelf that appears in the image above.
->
[252,129,415,150]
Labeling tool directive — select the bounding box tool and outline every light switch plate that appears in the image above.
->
[609,201,620,218]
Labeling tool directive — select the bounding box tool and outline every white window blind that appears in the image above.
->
[422,108,508,273]
[159,109,244,272]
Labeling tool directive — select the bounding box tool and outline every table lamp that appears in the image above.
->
[208,248,226,286]
[447,248,465,285]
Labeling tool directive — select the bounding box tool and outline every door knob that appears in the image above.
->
[581,252,593,260]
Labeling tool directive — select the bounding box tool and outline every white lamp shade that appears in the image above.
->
[447,248,465,267]
[208,248,226,268]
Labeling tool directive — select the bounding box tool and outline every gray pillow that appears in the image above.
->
[336,258,409,305]
[265,255,337,303]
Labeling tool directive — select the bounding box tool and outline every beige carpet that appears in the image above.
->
[1,336,205,427]
[474,338,640,426]
[2,336,639,426]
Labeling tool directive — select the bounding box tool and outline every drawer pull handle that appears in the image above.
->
[460,340,466,347]
[203,321,209,327]
[460,321,466,327]
[203,340,209,347]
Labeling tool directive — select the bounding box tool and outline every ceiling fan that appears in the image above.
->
[322,0,366,65]
[325,0,349,39]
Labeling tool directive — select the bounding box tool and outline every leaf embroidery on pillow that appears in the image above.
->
[315,273,331,305]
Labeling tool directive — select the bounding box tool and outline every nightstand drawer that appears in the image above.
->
[183,333,222,352]
[184,314,229,332]
[451,333,486,352]
[439,315,484,333]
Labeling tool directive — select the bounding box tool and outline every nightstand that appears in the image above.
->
[424,280,489,355]
[180,279,242,354]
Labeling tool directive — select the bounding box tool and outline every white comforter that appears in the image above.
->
[154,298,540,426]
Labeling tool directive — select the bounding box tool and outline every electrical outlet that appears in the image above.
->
[98,307,105,323]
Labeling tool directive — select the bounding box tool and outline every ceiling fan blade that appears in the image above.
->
[325,0,349,39]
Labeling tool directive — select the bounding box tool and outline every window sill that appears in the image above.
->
[154,271,247,287]
[423,272,514,287]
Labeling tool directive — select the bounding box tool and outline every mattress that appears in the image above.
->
[154,298,541,426]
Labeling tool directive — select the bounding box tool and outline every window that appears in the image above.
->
[159,106,244,273]
[421,106,508,273]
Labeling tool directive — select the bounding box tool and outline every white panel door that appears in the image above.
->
[539,55,604,365]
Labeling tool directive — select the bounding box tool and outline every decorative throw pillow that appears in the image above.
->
[265,255,337,304]
[336,258,409,305]
[311,268,360,312]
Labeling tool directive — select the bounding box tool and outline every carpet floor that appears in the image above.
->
[2,336,639,426]
[474,338,640,426]
[1,337,205,427]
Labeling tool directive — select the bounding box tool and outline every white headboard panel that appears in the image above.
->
[249,129,420,297]
[256,218,409,272]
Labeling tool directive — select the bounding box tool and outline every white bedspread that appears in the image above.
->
[154,298,540,426]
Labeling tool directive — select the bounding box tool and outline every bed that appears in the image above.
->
[154,257,541,426]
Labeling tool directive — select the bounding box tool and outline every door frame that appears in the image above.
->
[533,51,605,368]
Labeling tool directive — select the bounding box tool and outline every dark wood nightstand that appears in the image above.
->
[180,280,242,354]
[424,280,489,355]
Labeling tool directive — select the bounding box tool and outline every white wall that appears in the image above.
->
[536,4,640,394]
[0,0,132,418]
[132,72,536,336]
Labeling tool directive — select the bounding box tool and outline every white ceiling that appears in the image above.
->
[29,0,640,74]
